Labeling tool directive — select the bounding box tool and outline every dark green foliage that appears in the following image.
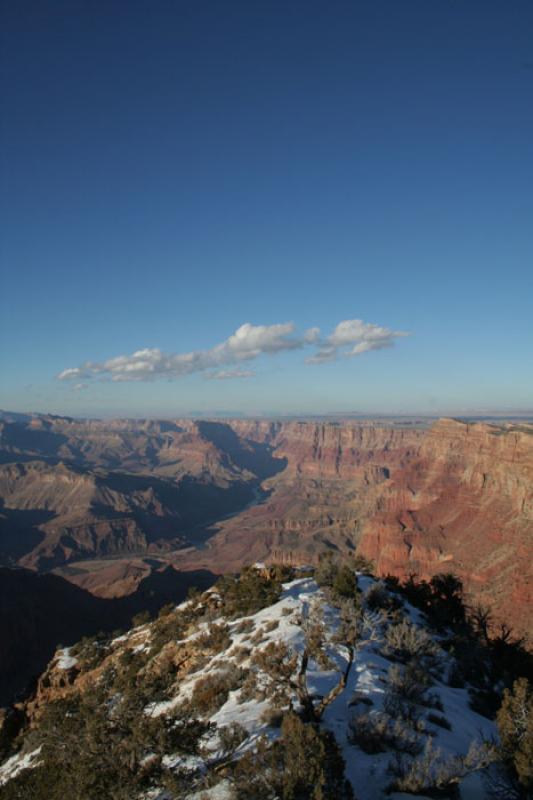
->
[0,686,213,800]
[315,557,358,601]
[332,566,358,600]
[268,564,296,582]
[233,712,354,799]
[315,553,338,588]
[68,633,109,671]
[149,601,202,654]
[400,573,465,628]
[216,567,281,618]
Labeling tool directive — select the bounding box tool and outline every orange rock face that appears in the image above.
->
[356,419,533,638]
[1,414,531,641]
[174,418,532,639]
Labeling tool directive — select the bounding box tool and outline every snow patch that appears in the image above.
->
[56,647,78,670]
[0,747,42,786]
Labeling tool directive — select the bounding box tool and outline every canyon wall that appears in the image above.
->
[217,418,532,638]
[1,414,531,639]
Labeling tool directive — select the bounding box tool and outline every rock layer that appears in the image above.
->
[1,414,531,640]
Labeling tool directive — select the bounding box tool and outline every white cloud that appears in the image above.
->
[57,318,410,382]
[205,369,255,380]
[57,367,85,380]
[306,319,409,363]
[303,327,321,343]
[305,346,337,364]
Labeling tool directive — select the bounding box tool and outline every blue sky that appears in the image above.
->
[1,0,532,416]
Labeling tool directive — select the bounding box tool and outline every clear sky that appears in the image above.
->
[1,0,532,417]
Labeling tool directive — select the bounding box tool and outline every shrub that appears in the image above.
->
[68,634,109,671]
[364,581,401,612]
[400,573,466,628]
[387,738,492,795]
[150,607,191,653]
[383,620,439,665]
[228,645,251,664]
[233,713,354,799]
[388,739,458,794]
[350,554,375,573]
[0,688,214,800]
[349,711,422,755]
[189,666,245,715]
[268,564,296,582]
[333,597,364,650]
[235,618,255,634]
[303,606,334,670]
[249,628,268,645]
[217,722,247,757]
[260,705,285,728]
[247,642,298,704]
[132,610,151,627]
[196,623,231,654]
[157,603,175,619]
[383,664,440,728]
[315,553,338,588]
[217,568,281,618]
[331,567,358,600]
[496,678,533,793]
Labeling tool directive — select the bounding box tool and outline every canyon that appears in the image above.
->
[0,412,532,649]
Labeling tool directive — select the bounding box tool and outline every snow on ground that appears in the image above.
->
[0,747,42,786]
[55,647,78,670]
[188,780,233,799]
[1,572,500,799]
[155,574,498,800]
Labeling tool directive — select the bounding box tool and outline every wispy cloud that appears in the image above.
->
[57,319,409,383]
[205,369,255,380]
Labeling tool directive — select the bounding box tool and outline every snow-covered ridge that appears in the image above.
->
[0,571,501,799]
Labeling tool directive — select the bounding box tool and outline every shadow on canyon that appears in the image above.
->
[196,421,288,480]
[0,505,50,564]
[0,564,217,707]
